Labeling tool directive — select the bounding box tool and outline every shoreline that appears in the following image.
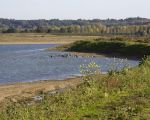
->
[0,77,81,103]
[47,48,140,61]
[69,51,140,60]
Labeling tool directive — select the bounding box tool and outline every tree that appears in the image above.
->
[3,28,16,33]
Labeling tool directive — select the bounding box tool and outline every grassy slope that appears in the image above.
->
[0,57,150,120]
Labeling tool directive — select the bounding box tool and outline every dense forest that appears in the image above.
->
[0,17,150,36]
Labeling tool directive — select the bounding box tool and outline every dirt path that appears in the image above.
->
[0,78,81,102]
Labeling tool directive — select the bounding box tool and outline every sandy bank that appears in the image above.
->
[0,77,81,103]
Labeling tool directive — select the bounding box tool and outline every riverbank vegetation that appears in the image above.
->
[0,57,150,119]
[65,40,150,58]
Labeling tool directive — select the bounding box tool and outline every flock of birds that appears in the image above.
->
[49,53,96,58]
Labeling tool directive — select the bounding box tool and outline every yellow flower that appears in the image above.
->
[104,92,109,98]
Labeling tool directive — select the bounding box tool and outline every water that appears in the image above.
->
[0,44,139,84]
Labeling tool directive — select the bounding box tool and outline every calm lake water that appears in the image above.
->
[0,44,139,84]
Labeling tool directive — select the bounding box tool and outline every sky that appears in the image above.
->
[0,0,149,20]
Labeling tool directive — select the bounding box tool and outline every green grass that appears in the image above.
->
[0,57,150,120]
[66,40,150,58]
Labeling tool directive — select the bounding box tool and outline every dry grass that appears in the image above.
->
[0,33,99,44]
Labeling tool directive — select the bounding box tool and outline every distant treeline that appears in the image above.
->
[1,17,150,36]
